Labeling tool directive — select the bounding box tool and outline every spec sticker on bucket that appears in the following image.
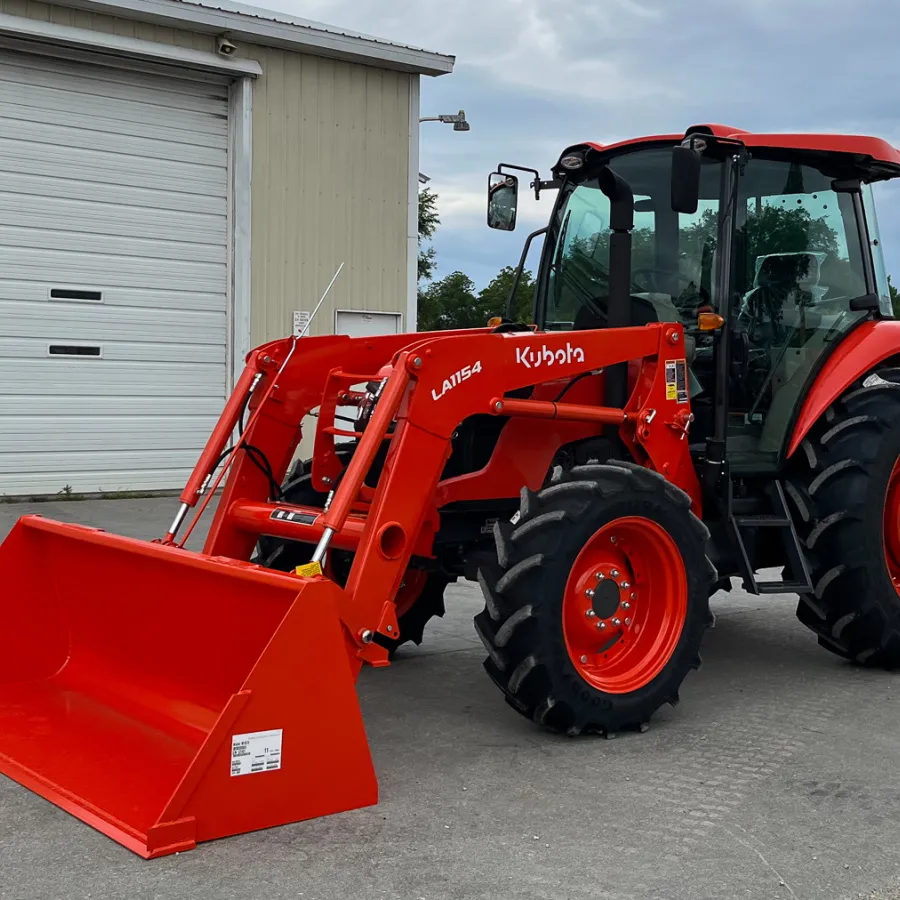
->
[665,359,689,404]
[231,729,283,777]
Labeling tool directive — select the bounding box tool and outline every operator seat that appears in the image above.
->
[738,253,820,345]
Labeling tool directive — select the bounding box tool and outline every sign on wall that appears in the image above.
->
[292,310,311,337]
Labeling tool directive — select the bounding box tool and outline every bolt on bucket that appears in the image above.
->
[0,515,377,858]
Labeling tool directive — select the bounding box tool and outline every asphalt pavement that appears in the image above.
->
[1,497,899,900]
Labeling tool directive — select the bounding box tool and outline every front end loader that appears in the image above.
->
[2,124,900,857]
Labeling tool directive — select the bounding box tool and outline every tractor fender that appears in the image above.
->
[786,319,900,458]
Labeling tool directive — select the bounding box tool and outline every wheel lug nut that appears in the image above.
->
[610,569,620,578]
[596,572,605,581]
[580,655,588,664]
[598,622,607,630]
[620,581,630,589]
[585,588,595,598]
[613,617,622,626]
[622,601,631,610]
[586,609,596,618]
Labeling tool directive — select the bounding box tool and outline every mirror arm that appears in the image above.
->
[537,178,563,197]
[498,163,550,199]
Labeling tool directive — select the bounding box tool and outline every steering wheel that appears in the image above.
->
[631,267,711,312]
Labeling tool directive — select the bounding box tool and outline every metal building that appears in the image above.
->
[0,0,453,496]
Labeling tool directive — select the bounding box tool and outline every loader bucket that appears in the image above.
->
[0,515,377,858]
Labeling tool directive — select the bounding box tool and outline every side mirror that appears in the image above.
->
[671,145,702,214]
[488,172,518,231]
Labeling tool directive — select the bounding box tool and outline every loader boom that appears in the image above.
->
[200,321,698,668]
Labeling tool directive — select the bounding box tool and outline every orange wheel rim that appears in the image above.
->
[562,516,687,694]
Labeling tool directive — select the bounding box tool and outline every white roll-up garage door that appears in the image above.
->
[0,48,230,496]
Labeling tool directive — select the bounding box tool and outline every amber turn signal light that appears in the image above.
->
[697,312,725,331]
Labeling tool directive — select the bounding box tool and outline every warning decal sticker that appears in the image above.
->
[665,359,689,404]
[231,729,283,777]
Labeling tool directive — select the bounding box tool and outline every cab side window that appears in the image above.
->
[727,159,869,464]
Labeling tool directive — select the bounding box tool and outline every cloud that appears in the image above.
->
[285,0,674,101]
[244,0,900,284]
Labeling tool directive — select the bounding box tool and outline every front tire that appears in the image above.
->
[474,461,716,736]
[786,365,900,666]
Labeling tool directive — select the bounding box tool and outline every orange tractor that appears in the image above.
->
[2,124,900,857]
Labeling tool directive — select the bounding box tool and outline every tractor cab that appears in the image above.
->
[488,127,898,473]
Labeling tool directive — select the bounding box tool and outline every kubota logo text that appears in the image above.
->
[516,343,585,369]
[432,360,483,400]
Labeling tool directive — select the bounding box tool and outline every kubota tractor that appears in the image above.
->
[2,124,900,857]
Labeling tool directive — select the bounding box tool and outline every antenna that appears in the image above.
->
[295,262,345,339]
[168,262,346,548]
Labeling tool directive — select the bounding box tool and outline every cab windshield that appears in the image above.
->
[542,146,723,333]
[539,143,877,465]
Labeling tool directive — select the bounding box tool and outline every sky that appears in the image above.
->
[244,0,900,291]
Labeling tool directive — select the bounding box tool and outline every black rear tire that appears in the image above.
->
[785,364,900,666]
[255,457,449,653]
[474,461,717,736]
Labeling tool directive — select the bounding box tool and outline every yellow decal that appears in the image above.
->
[295,561,323,578]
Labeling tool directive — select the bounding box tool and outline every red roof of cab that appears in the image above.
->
[563,124,900,169]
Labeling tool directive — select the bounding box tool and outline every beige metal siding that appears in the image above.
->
[246,45,412,343]
[1,4,414,347]
[0,0,214,50]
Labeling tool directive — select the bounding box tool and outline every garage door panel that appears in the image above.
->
[0,302,225,345]
[0,467,196,495]
[1,340,225,366]
[1,364,224,404]
[0,225,226,265]
[0,279,226,312]
[1,115,227,167]
[0,193,226,245]
[0,99,228,150]
[0,139,226,194]
[0,394,224,417]
[2,49,229,98]
[0,50,230,495]
[0,415,223,453]
[1,336,225,364]
[0,171,225,215]
[0,57,229,118]
[0,452,205,486]
[2,248,226,293]
[0,79,228,135]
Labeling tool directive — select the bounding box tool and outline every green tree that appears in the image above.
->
[418,187,439,283]
[890,275,900,317]
[477,265,537,323]
[681,205,840,258]
[681,205,841,289]
[417,271,479,331]
[418,265,540,331]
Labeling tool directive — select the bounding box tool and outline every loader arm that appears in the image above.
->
[198,327,496,560]
[196,321,699,670]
